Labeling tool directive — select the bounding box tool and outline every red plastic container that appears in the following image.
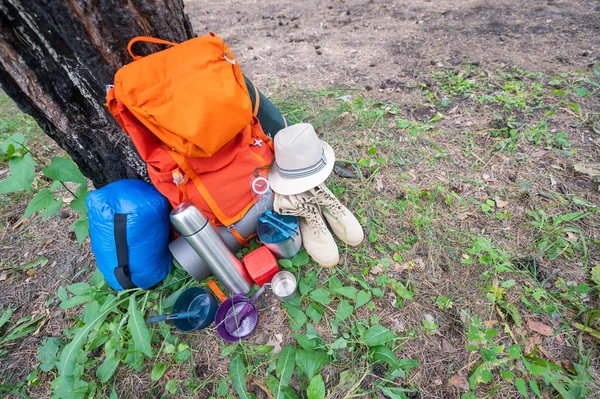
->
[243,246,279,286]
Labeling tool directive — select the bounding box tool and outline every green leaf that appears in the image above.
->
[569,103,581,114]
[333,286,357,300]
[151,363,167,381]
[217,379,229,396]
[166,380,178,395]
[329,337,348,351]
[175,349,191,363]
[56,297,119,393]
[396,358,419,373]
[380,386,413,399]
[0,133,24,153]
[229,349,251,399]
[307,375,326,399]
[310,288,332,305]
[221,345,238,358]
[285,304,307,331]
[306,303,323,323]
[0,154,35,194]
[574,87,589,97]
[356,290,372,308]
[96,355,121,383]
[124,342,144,372]
[369,346,399,370]
[127,295,153,357]
[295,349,329,379]
[515,378,528,396]
[500,370,514,381]
[59,293,94,309]
[274,345,296,398]
[71,214,89,245]
[110,388,118,399]
[69,186,89,213]
[480,369,492,383]
[42,157,86,185]
[38,198,62,217]
[38,337,62,372]
[266,375,300,399]
[397,119,411,128]
[23,189,55,218]
[279,259,293,270]
[335,300,354,322]
[460,393,477,399]
[293,334,316,351]
[508,344,521,359]
[361,324,396,346]
[16,255,48,271]
[529,380,541,397]
[67,282,91,295]
[291,250,310,267]
[0,308,12,331]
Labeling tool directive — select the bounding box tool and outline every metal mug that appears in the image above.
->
[267,271,297,302]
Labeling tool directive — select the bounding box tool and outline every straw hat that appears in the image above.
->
[268,123,335,195]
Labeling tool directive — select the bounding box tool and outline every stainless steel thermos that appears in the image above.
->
[170,202,253,295]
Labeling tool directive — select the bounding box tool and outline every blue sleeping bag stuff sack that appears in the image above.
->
[86,179,172,291]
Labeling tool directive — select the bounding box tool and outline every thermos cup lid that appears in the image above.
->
[170,202,208,236]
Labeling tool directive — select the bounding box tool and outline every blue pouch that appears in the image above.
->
[86,179,171,290]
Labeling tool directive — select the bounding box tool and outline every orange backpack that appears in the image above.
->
[106,34,274,245]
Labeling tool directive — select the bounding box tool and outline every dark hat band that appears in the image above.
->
[275,149,327,179]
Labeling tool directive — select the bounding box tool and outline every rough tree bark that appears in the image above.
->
[0,0,194,187]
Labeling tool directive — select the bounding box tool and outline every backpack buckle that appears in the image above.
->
[252,138,263,147]
[223,52,236,65]
[172,170,187,186]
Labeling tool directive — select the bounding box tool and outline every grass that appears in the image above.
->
[0,62,600,398]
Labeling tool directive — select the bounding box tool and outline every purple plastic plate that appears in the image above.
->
[214,295,259,342]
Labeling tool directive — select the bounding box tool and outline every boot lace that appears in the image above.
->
[313,186,346,219]
[280,196,327,235]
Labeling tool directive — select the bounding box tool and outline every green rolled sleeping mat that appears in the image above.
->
[245,76,290,138]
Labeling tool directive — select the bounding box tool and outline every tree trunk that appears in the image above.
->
[0,0,194,187]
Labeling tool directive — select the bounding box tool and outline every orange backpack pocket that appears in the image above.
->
[114,34,252,157]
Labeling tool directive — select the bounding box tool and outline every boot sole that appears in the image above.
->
[318,261,339,268]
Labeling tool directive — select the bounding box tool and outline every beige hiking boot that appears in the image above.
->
[273,193,339,268]
[306,184,364,246]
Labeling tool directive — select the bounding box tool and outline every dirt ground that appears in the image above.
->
[1,0,599,398]
[186,0,599,97]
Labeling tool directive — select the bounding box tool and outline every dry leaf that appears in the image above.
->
[525,335,542,354]
[414,258,425,271]
[0,273,7,281]
[370,264,383,275]
[266,333,284,354]
[483,320,498,328]
[375,177,384,192]
[441,339,456,353]
[527,320,554,336]
[560,360,575,374]
[573,163,600,178]
[457,213,470,221]
[565,231,578,242]
[537,345,556,363]
[27,269,35,276]
[495,198,508,208]
[394,261,413,272]
[532,150,549,157]
[388,292,397,307]
[448,374,469,391]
